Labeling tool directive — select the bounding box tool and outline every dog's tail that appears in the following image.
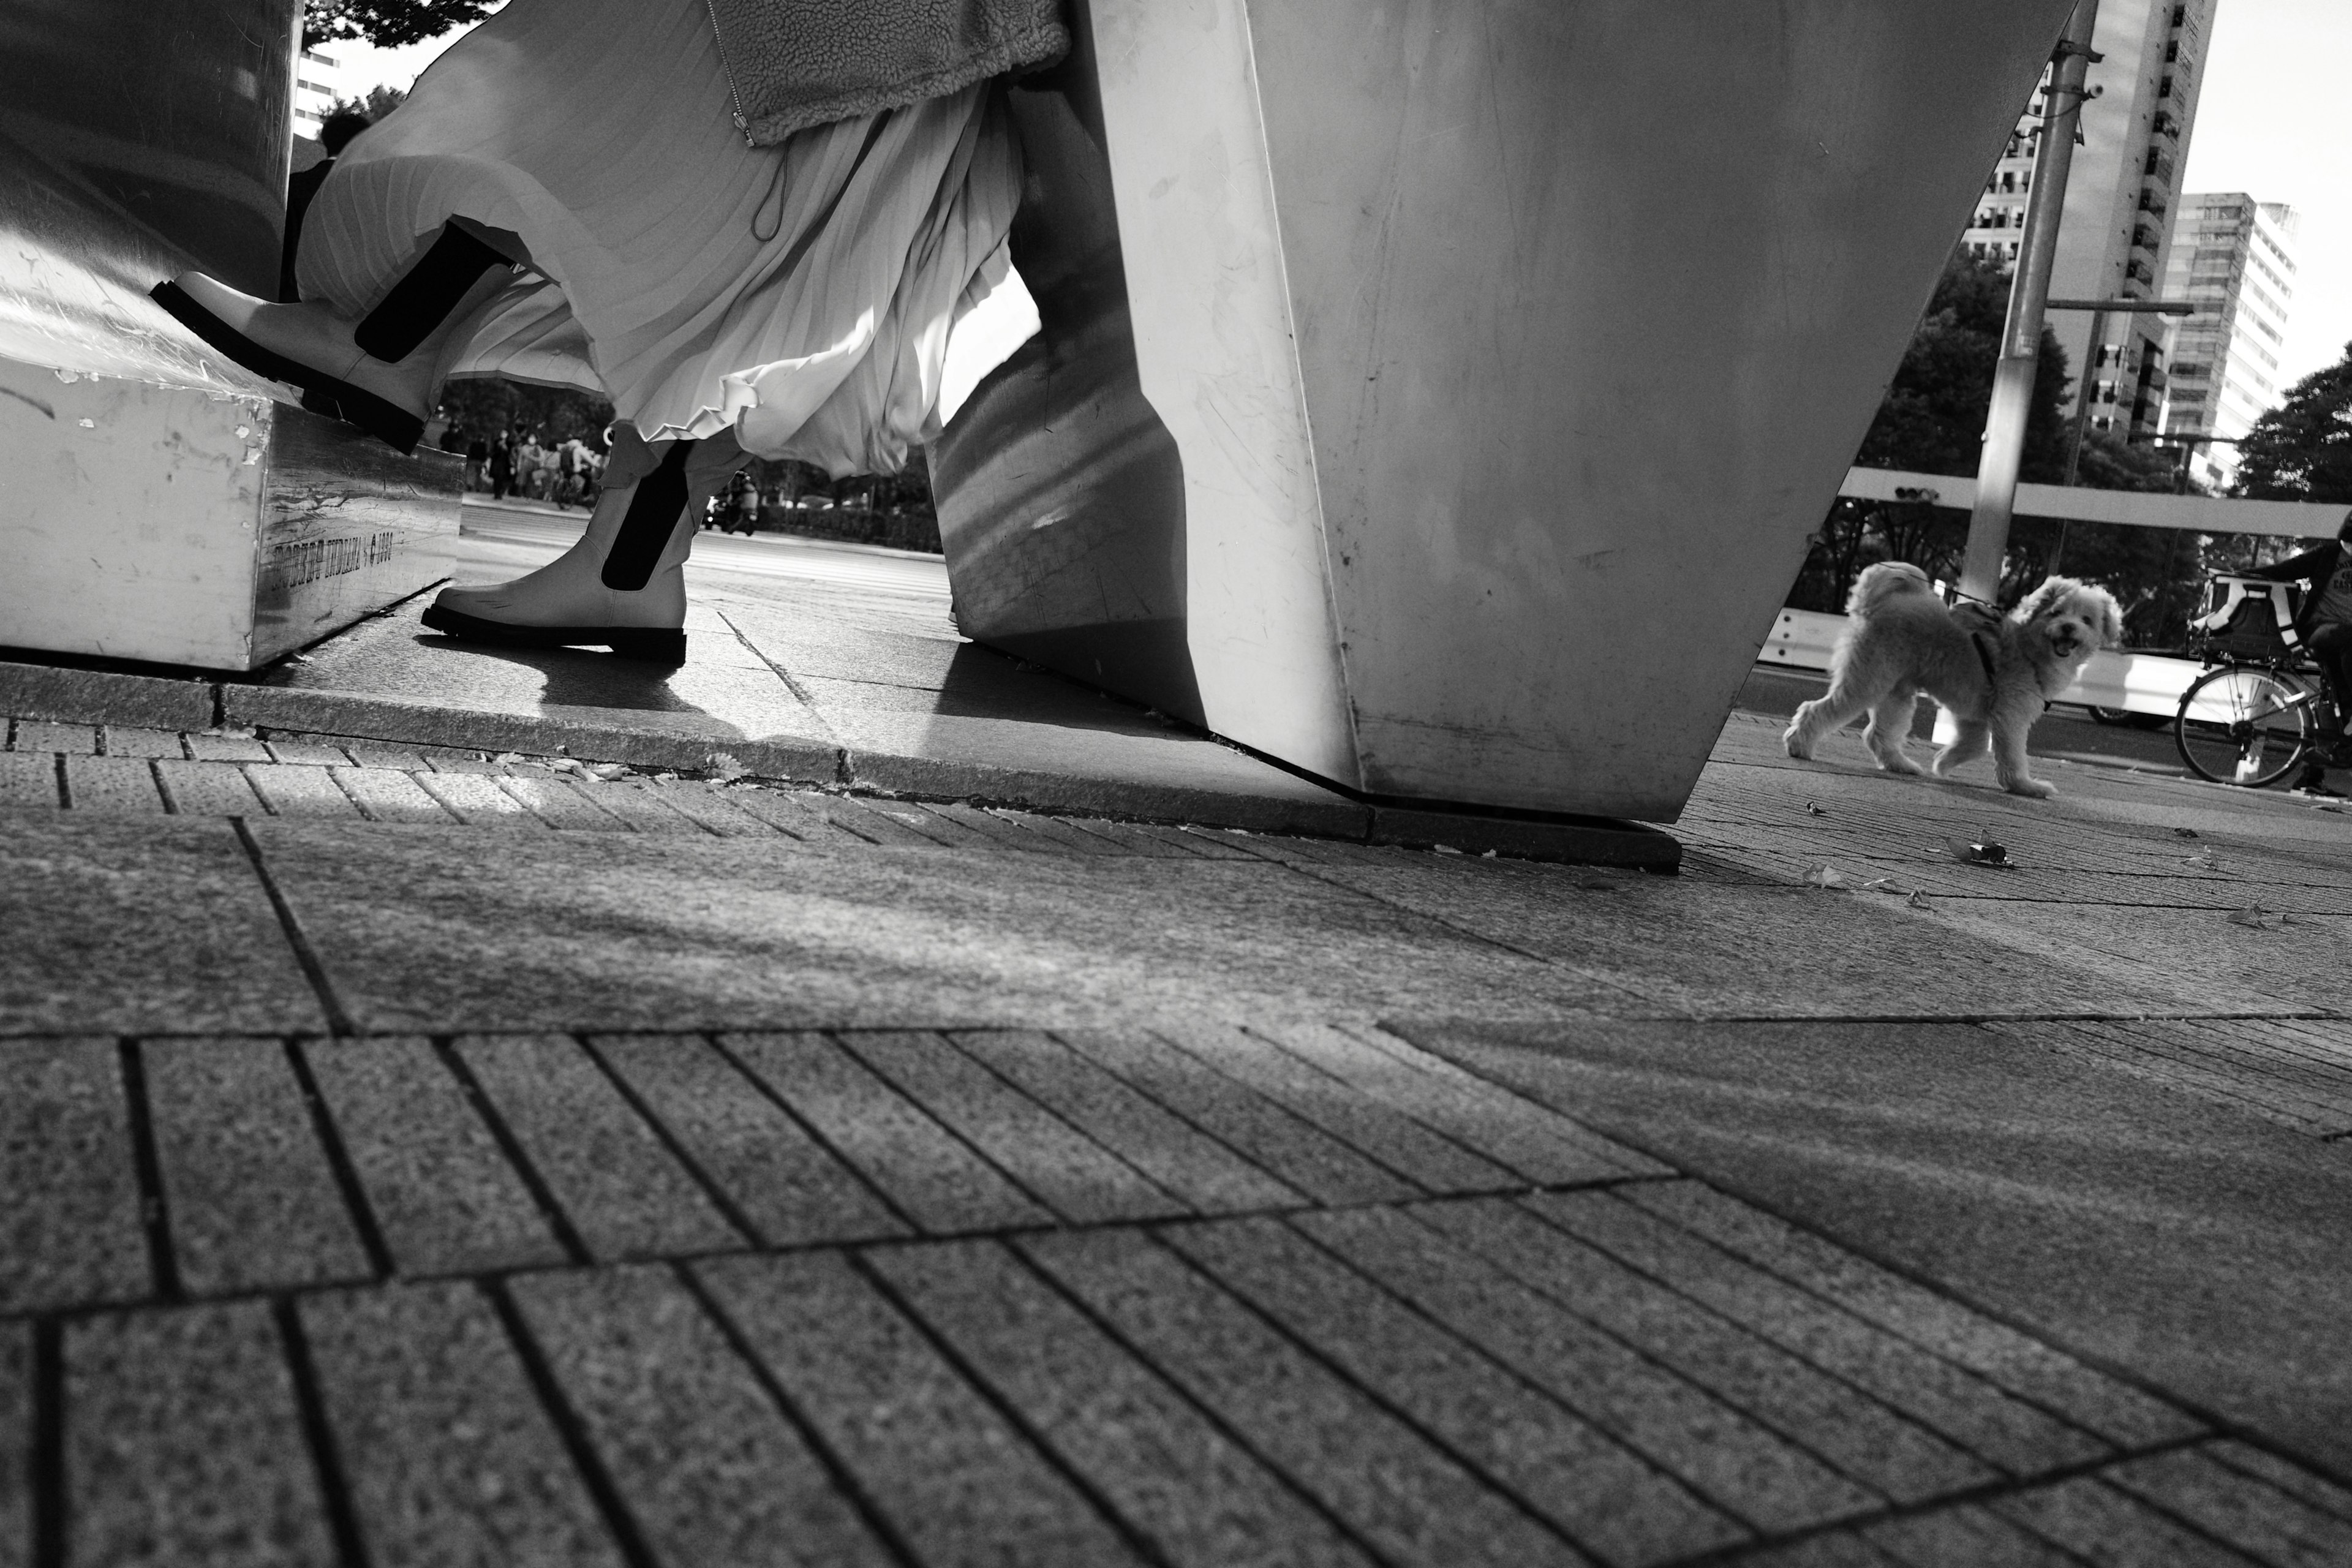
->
[1845,560,1937,620]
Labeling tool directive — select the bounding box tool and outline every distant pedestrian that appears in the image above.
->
[465,432,488,490]
[488,432,514,498]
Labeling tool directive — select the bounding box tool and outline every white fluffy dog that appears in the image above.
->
[1782,562,2123,798]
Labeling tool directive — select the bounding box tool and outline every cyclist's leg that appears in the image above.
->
[2307,623,2352,728]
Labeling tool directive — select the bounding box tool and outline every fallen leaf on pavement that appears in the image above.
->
[2183,851,2223,871]
[2228,905,2284,929]
[1805,802,1825,816]
[1906,889,1936,910]
[707,752,748,782]
[2173,827,2201,839]
[1804,865,1854,889]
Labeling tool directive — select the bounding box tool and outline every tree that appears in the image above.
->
[2235,343,2352,505]
[303,0,494,50]
[326,85,408,124]
[1789,253,2071,612]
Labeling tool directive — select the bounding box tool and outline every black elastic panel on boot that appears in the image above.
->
[353,222,509,361]
[601,440,695,592]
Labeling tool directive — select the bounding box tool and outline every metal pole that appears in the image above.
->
[1958,0,2101,606]
[2048,304,2106,574]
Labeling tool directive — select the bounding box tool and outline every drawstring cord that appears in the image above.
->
[752,149,790,243]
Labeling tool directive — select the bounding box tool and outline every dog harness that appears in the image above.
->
[1970,630,1999,690]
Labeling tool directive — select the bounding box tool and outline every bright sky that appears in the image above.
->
[2178,0,2352,390]
[333,0,2350,396]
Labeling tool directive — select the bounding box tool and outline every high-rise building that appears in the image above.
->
[1961,0,2216,439]
[293,43,345,138]
[2160,195,2299,491]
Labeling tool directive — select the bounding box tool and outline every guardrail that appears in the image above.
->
[1760,606,2201,716]
[1838,466,2346,538]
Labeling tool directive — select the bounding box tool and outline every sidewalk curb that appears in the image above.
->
[0,660,214,731]
[1,655,1681,867]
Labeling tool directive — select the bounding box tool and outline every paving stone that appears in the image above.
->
[720,788,868,843]
[631,779,785,837]
[244,819,1609,1035]
[60,755,164,813]
[837,1030,1183,1224]
[811,794,950,847]
[1155,1019,1514,1194]
[240,763,361,820]
[496,775,626,831]
[1050,818,1205,857]
[1618,1182,2194,1450]
[829,797,969,846]
[258,739,351,766]
[720,1031,1050,1233]
[0,1038,147,1313]
[693,1251,1142,1568]
[0,751,58,808]
[12,721,95,754]
[592,1034,905,1246]
[2101,1445,2352,1566]
[183,731,270,762]
[1862,1502,2078,1566]
[413,771,546,827]
[412,745,506,774]
[948,1030,1301,1215]
[0,815,325,1035]
[510,1265,895,1568]
[567,780,707,835]
[0,1323,24,1568]
[1263,1021,1664,1185]
[302,1036,565,1275]
[1169,1215,1746,1564]
[301,1281,626,1568]
[1417,1197,1994,1506]
[1023,1227,1583,1568]
[2203,1438,2352,1525]
[454,1035,741,1262]
[1294,1204,1872,1537]
[339,741,433,771]
[1992,1474,2253,1567]
[987,809,1128,855]
[1054,1027,1417,1206]
[141,1036,373,1295]
[1994,1019,2352,1137]
[1733,1532,1902,1567]
[1534,1190,2107,1477]
[100,726,186,759]
[870,1238,1375,1568]
[897,800,1044,851]
[152,759,264,816]
[1125,823,1261,859]
[0,663,212,733]
[330,766,457,824]
[65,1301,334,1567]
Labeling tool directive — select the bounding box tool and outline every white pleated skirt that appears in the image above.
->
[294,0,1025,473]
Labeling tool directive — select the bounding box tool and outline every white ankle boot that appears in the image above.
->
[152,221,514,453]
[422,430,742,663]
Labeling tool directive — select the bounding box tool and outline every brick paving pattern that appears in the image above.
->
[6,708,2352,1564]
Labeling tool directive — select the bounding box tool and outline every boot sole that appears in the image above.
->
[149,281,426,455]
[420,605,687,664]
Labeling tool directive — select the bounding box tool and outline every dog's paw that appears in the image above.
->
[1782,729,1812,760]
[2005,777,2059,799]
[1875,754,1925,776]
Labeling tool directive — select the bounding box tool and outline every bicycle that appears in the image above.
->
[2173,574,2342,787]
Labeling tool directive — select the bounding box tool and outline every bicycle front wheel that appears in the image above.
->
[2175,665,2313,786]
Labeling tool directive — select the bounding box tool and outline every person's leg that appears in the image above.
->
[153,222,518,453]
[2305,622,2352,737]
[421,427,741,660]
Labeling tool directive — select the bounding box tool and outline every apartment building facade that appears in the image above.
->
[1961,0,2217,439]
[2160,195,2299,491]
